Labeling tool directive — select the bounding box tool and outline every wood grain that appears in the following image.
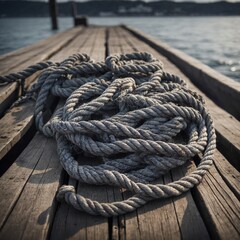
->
[0,134,61,240]
[213,151,240,200]
[192,162,240,239]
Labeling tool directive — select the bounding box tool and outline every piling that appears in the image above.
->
[71,1,88,27]
[48,0,58,30]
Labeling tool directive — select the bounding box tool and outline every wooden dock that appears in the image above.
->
[0,26,239,240]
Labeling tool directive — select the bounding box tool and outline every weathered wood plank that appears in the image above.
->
[107,27,131,240]
[0,28,96,239]
[0,133,53,229]
[117,26,240,239]
[0,101,35,161]
[0,134,61,240]
[109,27,179,240]
[213,151,240,200]
[108,26,210,240]
[120,26,240,171]
[72,27,109,240]
[192,162,240,239]
[0,27,83,116]
[50,27,110,240]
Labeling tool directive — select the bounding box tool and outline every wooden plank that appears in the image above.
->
[73,27,109,240]
[120,26,240,171]
[192,162,240,239]
[117,27,240,239]
[0,134,61,240]
[108,26,210,240]
[123,26,240,120]
[0,28,92,163]
[49,177,109,240]
[50,27,109,240]
[213,151,240,200]
[0,27,83,116]
[0,101,35,161]
[0,133,53,229]
[106,27,130,240]
[0,28,95,239]
[109,26,174,240]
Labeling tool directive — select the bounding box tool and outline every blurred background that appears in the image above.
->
[0,0,239,81]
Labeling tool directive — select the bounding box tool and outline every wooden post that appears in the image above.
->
[74,16,88,27]
[71,1,88,27]
[48,0,58,30]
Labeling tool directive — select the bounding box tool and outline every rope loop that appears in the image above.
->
[106,52,163,75]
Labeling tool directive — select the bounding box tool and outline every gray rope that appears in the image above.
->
[1,52,216,217]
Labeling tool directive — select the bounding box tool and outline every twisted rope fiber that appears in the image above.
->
[0,52,216,217]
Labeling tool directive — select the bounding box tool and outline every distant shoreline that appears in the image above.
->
[1,0,239,18]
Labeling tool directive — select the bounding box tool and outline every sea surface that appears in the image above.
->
[0,17,239,81]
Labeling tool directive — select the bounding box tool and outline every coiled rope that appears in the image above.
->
[0,52,216,217]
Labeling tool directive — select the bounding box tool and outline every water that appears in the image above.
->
[0,17,239,81]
